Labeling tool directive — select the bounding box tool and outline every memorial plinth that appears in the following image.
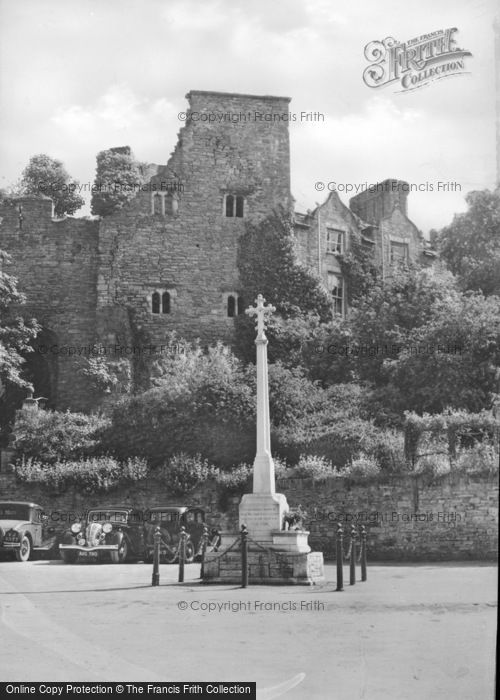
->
[202,295,324,585]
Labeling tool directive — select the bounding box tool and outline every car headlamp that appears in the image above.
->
[102,522,113,534]
[71,523,82,534]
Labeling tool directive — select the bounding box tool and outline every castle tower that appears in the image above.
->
[349,179,409,225]
[96,90,294,350]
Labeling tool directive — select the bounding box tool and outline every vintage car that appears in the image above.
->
[0,501,58,562]
[59,506,145,564]
[144,506,220,563]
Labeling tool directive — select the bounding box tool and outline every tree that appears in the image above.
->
[0,250,40,440]
[0,250,40,389]
[339,228,380,306]
[347,265,460,388]
[388,292,500,415]
[432,188,500,296]
[91,146,145,216]
[19,154,85,216]
[235,207,333,363]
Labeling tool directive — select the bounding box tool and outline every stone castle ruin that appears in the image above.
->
[0,90,435,416]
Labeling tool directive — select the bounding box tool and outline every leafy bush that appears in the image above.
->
[13,407,109,464]
[214,463,252,492]
[372,430,407,473]
[454,443,499,475]
[273,456,289,480]
[268,363,325,426]
[404,409,500,466]
[78,357,132,395]
[287,454,335,480]
[342,453,381,479]
[215,457,289,488]
[105,342,372,470]
[102,343,256,468]
[414,453,451,478]
[160,453,216,496]
[275,414,383,468]
[14,455,147,493]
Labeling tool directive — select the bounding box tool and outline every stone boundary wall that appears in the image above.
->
[0,466,497,560]
[277,472,498,560]
[0,469,239,541]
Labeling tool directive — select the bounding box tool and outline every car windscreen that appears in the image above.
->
[147,511,180,523]
[0,505,31,520]
[87,511,128,524]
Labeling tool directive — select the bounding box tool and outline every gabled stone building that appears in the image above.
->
[0,89,435,416]
[294,180,436,316]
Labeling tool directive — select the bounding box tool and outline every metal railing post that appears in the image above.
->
[178,526,186,583]
[360,525,367,582]
[151,526,160,587]
[350,525,356,586]
[241,524,248,589]
[200,524,209,579]
[336,522,344,592]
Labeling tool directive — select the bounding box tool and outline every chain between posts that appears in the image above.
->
[154,521,368,588]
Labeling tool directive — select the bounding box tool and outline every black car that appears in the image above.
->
[59,506,145,564]
[144,506,220,563]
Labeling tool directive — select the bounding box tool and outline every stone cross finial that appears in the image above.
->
[246,294,275,339]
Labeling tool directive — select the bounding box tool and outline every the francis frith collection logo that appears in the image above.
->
[363,28,472,92]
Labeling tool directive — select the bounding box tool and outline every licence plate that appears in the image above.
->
[79,551,98,558]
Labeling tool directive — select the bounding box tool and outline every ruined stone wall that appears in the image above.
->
[96,90,293,351]
[0,95,438,416]
[349,179,410,224]
[0,196,100,411]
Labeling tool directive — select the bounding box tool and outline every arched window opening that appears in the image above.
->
[237,296,245,315]
[152,292,160,314]
[227,295,236,317]
[225,194,234,218]
[152,193,162,215]
[224,194,245,218]
[162,291,171,314]
[235,195,244,218]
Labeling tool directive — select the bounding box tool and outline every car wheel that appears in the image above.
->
[184,541,195,564]
[60,550,78,564]
[15,535,31,562]
[110,539,128,564]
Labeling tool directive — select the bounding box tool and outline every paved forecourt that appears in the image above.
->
[0,559,496,699]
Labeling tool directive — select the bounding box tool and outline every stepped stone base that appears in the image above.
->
[202,537,325,585]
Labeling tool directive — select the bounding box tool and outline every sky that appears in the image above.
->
[0,0,497,234]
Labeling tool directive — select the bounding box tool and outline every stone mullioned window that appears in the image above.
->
[151,291,171,314]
